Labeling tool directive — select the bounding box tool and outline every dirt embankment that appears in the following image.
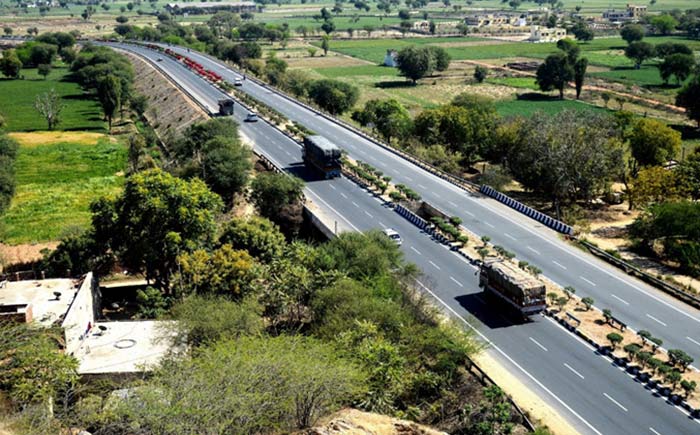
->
[298,409,448,435]
[122,51,208,144]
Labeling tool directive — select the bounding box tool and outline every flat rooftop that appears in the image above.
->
[77,320,180,374]
[0,278,79,326]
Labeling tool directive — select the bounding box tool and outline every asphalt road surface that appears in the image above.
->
[110,42,700,435]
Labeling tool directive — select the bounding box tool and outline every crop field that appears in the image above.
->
[494,98,607,118]
[0,134,126,244]
[0,67,106,132]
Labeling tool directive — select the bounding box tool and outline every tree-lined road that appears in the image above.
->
[110,41,700,435]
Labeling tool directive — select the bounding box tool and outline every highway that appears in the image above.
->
[155,42,700,365]
[111,42,700,435]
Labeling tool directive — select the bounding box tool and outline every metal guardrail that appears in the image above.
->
[579,240,700,310]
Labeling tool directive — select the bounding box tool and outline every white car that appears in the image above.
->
[245,112,259,122]
[234,78,243,86]
[382,228,402,246]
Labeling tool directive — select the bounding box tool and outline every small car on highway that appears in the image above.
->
[245,112,259,122]
[382,228,402,246]
[234,78,243,86]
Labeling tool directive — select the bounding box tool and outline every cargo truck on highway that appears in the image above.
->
[478,258,547,318]
[302,135,342,179]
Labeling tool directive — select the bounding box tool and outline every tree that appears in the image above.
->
[649,14,678,35]
[658,53,695,85]
[681,379,697,398]
[625,41,655,69]
[0,134,18,215]
[556,38,581,65]
[429,45,450,71]
[474,65,488,83]
[37,63,51,79]
[668,349,694,371]
[655,42,692,57]
[352,99,412,143]
[0,49,22,78]
[676,75,700,127]
[92,169,223,291]
[3,26,12,36]
[563,285,576,300]
[573,57,588,99]
[135,286,169,319]
[219,216,285,263]
[571,21,594,41]
[33,88,64,130]
[629,118,681,167]
[536,53,573,99]
[250,172,304,234]
[620,24,645,43]
[116,15,129,24]
[120,336,365,433]
[177,244,257,298]
[602,308,613,325]
[307,79,359,115]
[321,34,331,56]
[96,74,121,131]
[581,296,594,310]
[607,332,623,349]
[395,45,434,84]
[630,166,689,208]
[623,343,641,360]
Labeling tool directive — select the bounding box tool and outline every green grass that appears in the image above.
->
[494,98,608,118]
[0,67,106,133]
[0,138,126,244]
[314,64,400,78]
[485,77,539,90]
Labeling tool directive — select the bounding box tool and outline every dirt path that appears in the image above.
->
[463,59,686,114]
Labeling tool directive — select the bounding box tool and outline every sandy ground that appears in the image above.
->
[0,242,57,270]
[474,351,581,435]
[8,131,105,147]
[300,408,448,435]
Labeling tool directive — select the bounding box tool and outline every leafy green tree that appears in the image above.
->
[395,45,436,83]
[0,49,22,78]
[676,74,700,127]
[623,343,641,360]
[573,57,588,99]
[681,379,697,398]
[630,166,689,208]
[120,336,365,433]
[201,136,252,201]
[658,53,695,85]
[0,322,79,414]
[37,63,51,79]
[607,332,623,349]
[136,286,169,318]
[571,20,594,41]
[170,295,264,346]
[219,216,285,262]
[602,308,613,324]
[655,42,692,57]
[352,99,412,143]
[321,230,405,281]
[629,118,681,167]
[264,56,287,85]
[668,349,694,371]
[620,23,645,43]
[92,169,223,291]
[536,52,573,99]
[429,45,450,71]
[96,74,121,131]
[321,34,331,55]
[649,14,679,35]
[625,41,655,69]
[25,42,57,67]
[474,65,488,83]
[176,244,257,298]
[250,172,305,234]
[307,79,359,114]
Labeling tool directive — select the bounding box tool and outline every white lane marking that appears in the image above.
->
[379,221,387,228]
[405,176,413,181]
[504,233,516,241]
[646,313,667,327]
[418,183,427,189]
[552,260,567,270]
[364,211,373,218]
[304,189,360,232]
[351,201,359,208]
[449,201,458,207]
[527,246,541,255]
[564,363,585,380]
[649,428,662,435]
[603,393,628,412]
[687,336,700,347]
[580,276,597,287]
[465,210,475,217]
[529,337,548,352]
[450,276,464,287]
[340,193,348,199]
[283,150,292,157]
[485,222,495,228]
[428,260,441,270]
[410,246,422,255]
[329,184,336,190]
[611,294,630,305]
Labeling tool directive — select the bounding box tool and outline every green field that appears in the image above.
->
[494,98,607,118]
[0,137,126,244]
[315,64,400,78]
[0,67,106,132]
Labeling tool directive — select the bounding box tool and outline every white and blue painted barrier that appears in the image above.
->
[479,185,574,236]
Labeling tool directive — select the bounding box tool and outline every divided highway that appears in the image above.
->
[112,42,700,435]
[158,43,700,366]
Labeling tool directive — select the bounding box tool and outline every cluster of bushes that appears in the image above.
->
[346,159,391,194]
[0,131,18,216]
[0,31,77,79]
[430,216,468,244]
[492,245,516,260]
[394,183,421,202]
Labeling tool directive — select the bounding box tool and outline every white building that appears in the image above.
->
[528,26,567,43]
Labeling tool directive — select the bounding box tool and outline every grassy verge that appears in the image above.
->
[0,67,105,133]
[0,134,126,244]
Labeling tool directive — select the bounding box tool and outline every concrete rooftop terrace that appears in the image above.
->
[0,278,79,326]
[77,320,180,374]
